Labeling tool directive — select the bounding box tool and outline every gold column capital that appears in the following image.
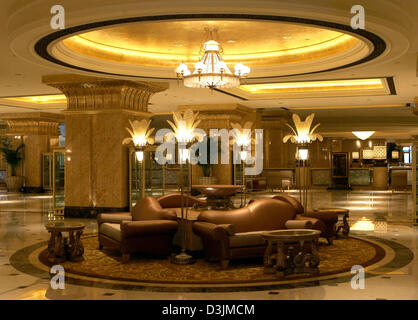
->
[42,74,168,112]
[178,103,256,130]
[0,112,64,136]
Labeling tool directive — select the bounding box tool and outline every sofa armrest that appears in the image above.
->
[97,213,132,225]
[285,219,312,229]
[193,221,229,242]
[120,220,178,238]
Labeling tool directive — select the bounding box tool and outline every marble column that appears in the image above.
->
[43,74,168,217]
[259,110,292,169]
[0,112,63,192]
[178,104,257,185]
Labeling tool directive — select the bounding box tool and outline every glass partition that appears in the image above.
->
[52,149,65,211]
[129,149,166,210]
[42,153,52,191]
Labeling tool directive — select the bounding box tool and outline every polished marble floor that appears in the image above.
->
[0,190,417,300]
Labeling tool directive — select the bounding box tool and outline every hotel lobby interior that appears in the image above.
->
[0,0,417,302]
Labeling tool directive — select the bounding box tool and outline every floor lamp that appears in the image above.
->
[172,144,195,265]
[167,109,201,265]
[282,113,322,212]
[240,150,247,207]
[297,145,309,211]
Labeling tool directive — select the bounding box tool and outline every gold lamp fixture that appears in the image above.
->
[166,109,202,265]
[122,119,155,161]
[175,29,250,89]
[283,113,323,144]
[283,113,322,212]
[231,121,253,207]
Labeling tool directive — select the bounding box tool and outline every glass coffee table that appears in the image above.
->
[45,222,85,263]
[261,229,321,279]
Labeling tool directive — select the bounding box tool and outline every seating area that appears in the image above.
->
[97,193,344,271]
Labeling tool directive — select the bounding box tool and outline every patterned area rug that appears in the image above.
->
[39,236,384,284]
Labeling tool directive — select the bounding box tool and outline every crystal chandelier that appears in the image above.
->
[175,39,250,89]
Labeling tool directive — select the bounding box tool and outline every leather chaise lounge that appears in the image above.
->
[193,198,319,269]
[97,197,178,263]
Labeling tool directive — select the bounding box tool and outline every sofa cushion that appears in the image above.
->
[100,223,122,242]
[229,231,266,248]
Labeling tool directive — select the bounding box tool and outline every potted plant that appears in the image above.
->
[196,136,217,185]
[0,138,24,192]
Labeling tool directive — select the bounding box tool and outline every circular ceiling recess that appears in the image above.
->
[36,15,386,79]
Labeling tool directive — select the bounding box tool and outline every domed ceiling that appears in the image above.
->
[40,17,381,79]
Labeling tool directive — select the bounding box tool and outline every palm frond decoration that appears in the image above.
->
[166,109,204,143]
[283,113,323,144]
[122,119,155,148]
[230,121,254,146]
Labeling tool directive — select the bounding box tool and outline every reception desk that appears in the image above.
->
[389,166,412,189]
[350,168,373,186]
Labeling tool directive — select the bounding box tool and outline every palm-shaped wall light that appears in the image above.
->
[283,113,323,145]
[122,119,155,161]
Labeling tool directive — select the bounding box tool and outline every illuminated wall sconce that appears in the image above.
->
[352,151,360,160]
[391,150,399,160]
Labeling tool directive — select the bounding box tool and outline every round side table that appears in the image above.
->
[261,229,321,279]
[45,222,85,263]
[315,208,350,237]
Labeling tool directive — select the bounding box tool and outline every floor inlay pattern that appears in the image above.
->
[8,234,410,292]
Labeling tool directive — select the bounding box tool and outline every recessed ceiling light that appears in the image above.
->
[227,40,236,43]
[175,43,183,47]
[282,36,292,40]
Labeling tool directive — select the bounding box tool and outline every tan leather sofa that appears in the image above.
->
[272,194,338,245]
[97,197,178,263]
[193,198,318,269]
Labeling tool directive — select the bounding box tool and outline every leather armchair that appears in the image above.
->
[193,198,314,269]
[271,194,338,245]
[97,197,178,263]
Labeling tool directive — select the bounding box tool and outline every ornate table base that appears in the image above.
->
[335,211,350,238]
[45,222,85,263]
[262,230,321,279]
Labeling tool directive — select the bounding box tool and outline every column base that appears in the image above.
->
[64,206,129,218]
